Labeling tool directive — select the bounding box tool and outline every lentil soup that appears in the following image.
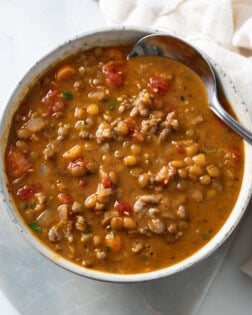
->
[5,45,243,274]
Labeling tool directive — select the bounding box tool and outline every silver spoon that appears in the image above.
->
[128,34,252,144]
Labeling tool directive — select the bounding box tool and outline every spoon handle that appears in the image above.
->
[211,99,252,145]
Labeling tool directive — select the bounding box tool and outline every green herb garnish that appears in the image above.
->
[23,202,29,209]
[110,231,116,239]
[202,234,209,240]
[101,97,109,103]
[29,222,42,233]
[105,246,112,252]
[61,91,73,100]
[107,98,117,110]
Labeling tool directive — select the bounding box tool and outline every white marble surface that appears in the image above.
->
[0,1,252,314]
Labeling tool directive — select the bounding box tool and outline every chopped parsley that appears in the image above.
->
[202,234,209,241]
[29,222,42,233]
[61,91,73,100]
[103,98,117,110]
[110,231,116,239]
[109,99,118,110]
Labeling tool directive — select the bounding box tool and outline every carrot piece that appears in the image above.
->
[6,146,31,179]
[104,233,122,252]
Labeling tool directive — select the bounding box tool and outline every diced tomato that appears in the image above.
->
[6,146,31,179]
[172,142,185,154]
[102,61,125,89]
[124,117,136,132]
[41,89,67,114]
[105,232,122,252]
[102,177,111,189]
[132,131,144,143]
[16,184,40,201]
[124,117,144,143]
[57,193,73,204]
[78,178,88,187]
[114,200,132,216]
[228,145,241,160]
[148,74,169,95]
[124,117,136,137]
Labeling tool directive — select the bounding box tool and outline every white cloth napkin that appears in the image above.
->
[99,0,252,278]
[100,0,252,108]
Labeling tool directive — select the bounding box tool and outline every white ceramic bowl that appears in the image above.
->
[0,27,252,283]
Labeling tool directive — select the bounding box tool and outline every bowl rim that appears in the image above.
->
[0,26,252,283]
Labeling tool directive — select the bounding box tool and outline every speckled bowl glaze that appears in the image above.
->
[0,27,252,283]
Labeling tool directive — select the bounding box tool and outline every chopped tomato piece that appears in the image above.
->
[102,177,111,189]
[132,131,144,143]
[148,74,169,95]
[6,146,31,179]
[41,89,67,114]
[114,200,132,216]
[172,142,185,154]
[16,184,40,201]
[102,61,125,88]
[124,117,144,143]
[228,145,241,160]
[105,233,122,251]
[57,193,73,204]
[124,117,136,132]
[78,178,88,187]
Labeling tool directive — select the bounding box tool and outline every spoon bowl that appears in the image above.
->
[129,34,252,144]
